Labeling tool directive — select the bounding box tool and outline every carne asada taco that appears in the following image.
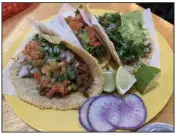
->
[86,7,154,72]
[58,4,110,67]
[10,21,104,110]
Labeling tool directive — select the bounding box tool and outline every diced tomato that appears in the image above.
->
[51,84,65,95]
[69,21,82,32]
[23,41,44,60]
[45,80,71,98]
[46,86,66,98]
[85,26,102,47]
[46,81,71,98]
[78,22,84,28]
[52,84,64,91]
[34,72,41,84]
[29,41,40,48]
[85,26,94,34]
[66,14,84,33]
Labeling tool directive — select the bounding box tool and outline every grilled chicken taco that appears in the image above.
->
[58,4,110,67]
[10,21,104,110]
[85,7,154,73]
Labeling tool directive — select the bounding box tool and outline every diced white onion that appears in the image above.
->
[18,65,33,77]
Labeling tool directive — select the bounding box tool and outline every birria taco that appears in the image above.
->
[85,6,154,72]
[10,19,104,110]
[58,4,110,67]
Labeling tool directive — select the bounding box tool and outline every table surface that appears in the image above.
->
[2,3,174,132]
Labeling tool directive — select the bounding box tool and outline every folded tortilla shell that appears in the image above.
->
[57,4,110,67]
[85,6,154,72]
[10,22,104,110]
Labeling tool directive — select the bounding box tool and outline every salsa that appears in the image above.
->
[65,9,106,63]
[20,34,93,98]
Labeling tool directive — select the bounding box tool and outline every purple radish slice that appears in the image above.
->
[110,94,147,130]
[88,95,123,132]
[79,97,96,131]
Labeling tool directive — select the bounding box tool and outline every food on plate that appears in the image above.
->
[60,4,110,66]
[10,22,104,110]
[4,3,163,132]
[103,67,136,95]
[98,11,153,65]
[86,9,154,72]
[135,65,161,95]
[115,66,136,95]
[103,70,115,93]
[78,94,147,132]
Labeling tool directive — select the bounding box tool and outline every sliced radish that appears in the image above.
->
[79,94,147,132]
[88,95,123,132]
[79,97,95,131]
[113,94,147,130]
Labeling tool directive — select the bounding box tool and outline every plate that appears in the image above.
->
[3,9,173,131]
[137,122,174,132]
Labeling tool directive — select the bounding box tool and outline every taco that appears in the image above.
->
[10,21,104,110]
[86,7,154,73]
[58,4,110,67]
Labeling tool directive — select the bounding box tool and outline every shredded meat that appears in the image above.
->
[33,51,92,98]
[45,81,71,98]
[39,76,51,91]
[76,63,93,92]
[39,88,50,96]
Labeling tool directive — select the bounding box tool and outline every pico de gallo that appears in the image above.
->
[18,34,93,98]
[65,8,106,63]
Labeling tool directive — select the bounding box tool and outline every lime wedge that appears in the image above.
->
[103,70,115,93]
[115,66,136,95]
[135,66,161,95]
